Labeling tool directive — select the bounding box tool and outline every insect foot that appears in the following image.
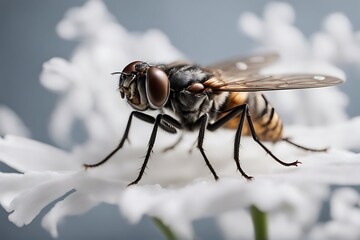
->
[289,160,302,167]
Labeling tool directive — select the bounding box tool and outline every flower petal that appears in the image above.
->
[309,188,360,240]
[0,135,79,172]
[0,105,30,137]
[7,171,78,227]
[120,178,327,239]
[0,172,56,211]
[285,117,360,150]
[41,175,125,237]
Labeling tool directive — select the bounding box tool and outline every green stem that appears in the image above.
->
[250,205,268,240]
[152,217,177,240]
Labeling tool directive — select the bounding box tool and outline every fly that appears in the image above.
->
[84,53,343,185]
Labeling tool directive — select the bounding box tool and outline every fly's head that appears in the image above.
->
[116,61,170,111]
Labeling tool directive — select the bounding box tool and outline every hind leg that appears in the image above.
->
[282,137,328,152]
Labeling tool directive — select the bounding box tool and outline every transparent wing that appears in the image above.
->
[206,52,280,77]
[203,74,344,92]
[165,60,193,68]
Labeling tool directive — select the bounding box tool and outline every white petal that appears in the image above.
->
[120,184,195,238]
[310,220,360,240]
[323,13,354,42]
[331,188,360,224]
[8,171,78,227]
[0,172,58,211]
[264,2,295,24]
[41,175,125,237]
[218,210,254,239]
[41,191,99,238]
[0,105,30,137]
[309,188,360,240]
[239,12,264,40]
[40,58,78,92]
[56,0,113,40]
[238,2,349,126]
[120,179,327,239]
[48,89,94,147]
[285,117,360,150]
[311,32,338,62]
[0,135,79,172]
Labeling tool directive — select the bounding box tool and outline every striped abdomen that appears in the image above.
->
[221,92,283,142]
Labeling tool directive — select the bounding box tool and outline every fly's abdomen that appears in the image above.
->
[222,92,283,142]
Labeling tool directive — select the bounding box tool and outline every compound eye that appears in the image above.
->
[187,82,205,93]
[146,67,170,109]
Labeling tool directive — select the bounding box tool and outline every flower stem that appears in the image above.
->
[250,205,268,240]
[152,217,177,240]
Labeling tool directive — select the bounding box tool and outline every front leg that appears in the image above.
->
[128,114,182,185]
[83,111,156,169]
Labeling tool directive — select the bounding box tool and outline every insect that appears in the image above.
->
[84,52,343,185]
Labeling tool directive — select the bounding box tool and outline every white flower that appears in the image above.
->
[0,105,30,137]
[309,188,360,240]
[239,2,348,126]
[39,0,183,148]
[1,1,360,240]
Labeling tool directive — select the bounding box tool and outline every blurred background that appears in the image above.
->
[1,0,360,239]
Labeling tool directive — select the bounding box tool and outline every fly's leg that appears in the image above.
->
[128,115,162,186]
[162,133,183,152]
[197,114,219,180]
[160,115,184,152]
[83,111,155,169]
[245,109,301,167]
[282,137,328,152]
[208,104,253,180]
[128,114,182,186]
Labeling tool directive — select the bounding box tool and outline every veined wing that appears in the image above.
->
[203,74,344,92]
[207,52,280,77]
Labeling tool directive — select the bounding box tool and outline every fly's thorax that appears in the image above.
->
[164,65,228,127]
[166,65,213,91]
[167,90,213,127]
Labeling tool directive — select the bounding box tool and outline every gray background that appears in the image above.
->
[1,0,360,239]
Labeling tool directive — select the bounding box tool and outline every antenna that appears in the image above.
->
[111,71,124,75]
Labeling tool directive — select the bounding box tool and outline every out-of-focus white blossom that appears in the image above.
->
[0,105,30,137]
[39,0,182,148]
[239,2,349,126]
[314,13,360,64]
[309,188,360,240]
[1,124,360,239]
[1,1,360,240]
